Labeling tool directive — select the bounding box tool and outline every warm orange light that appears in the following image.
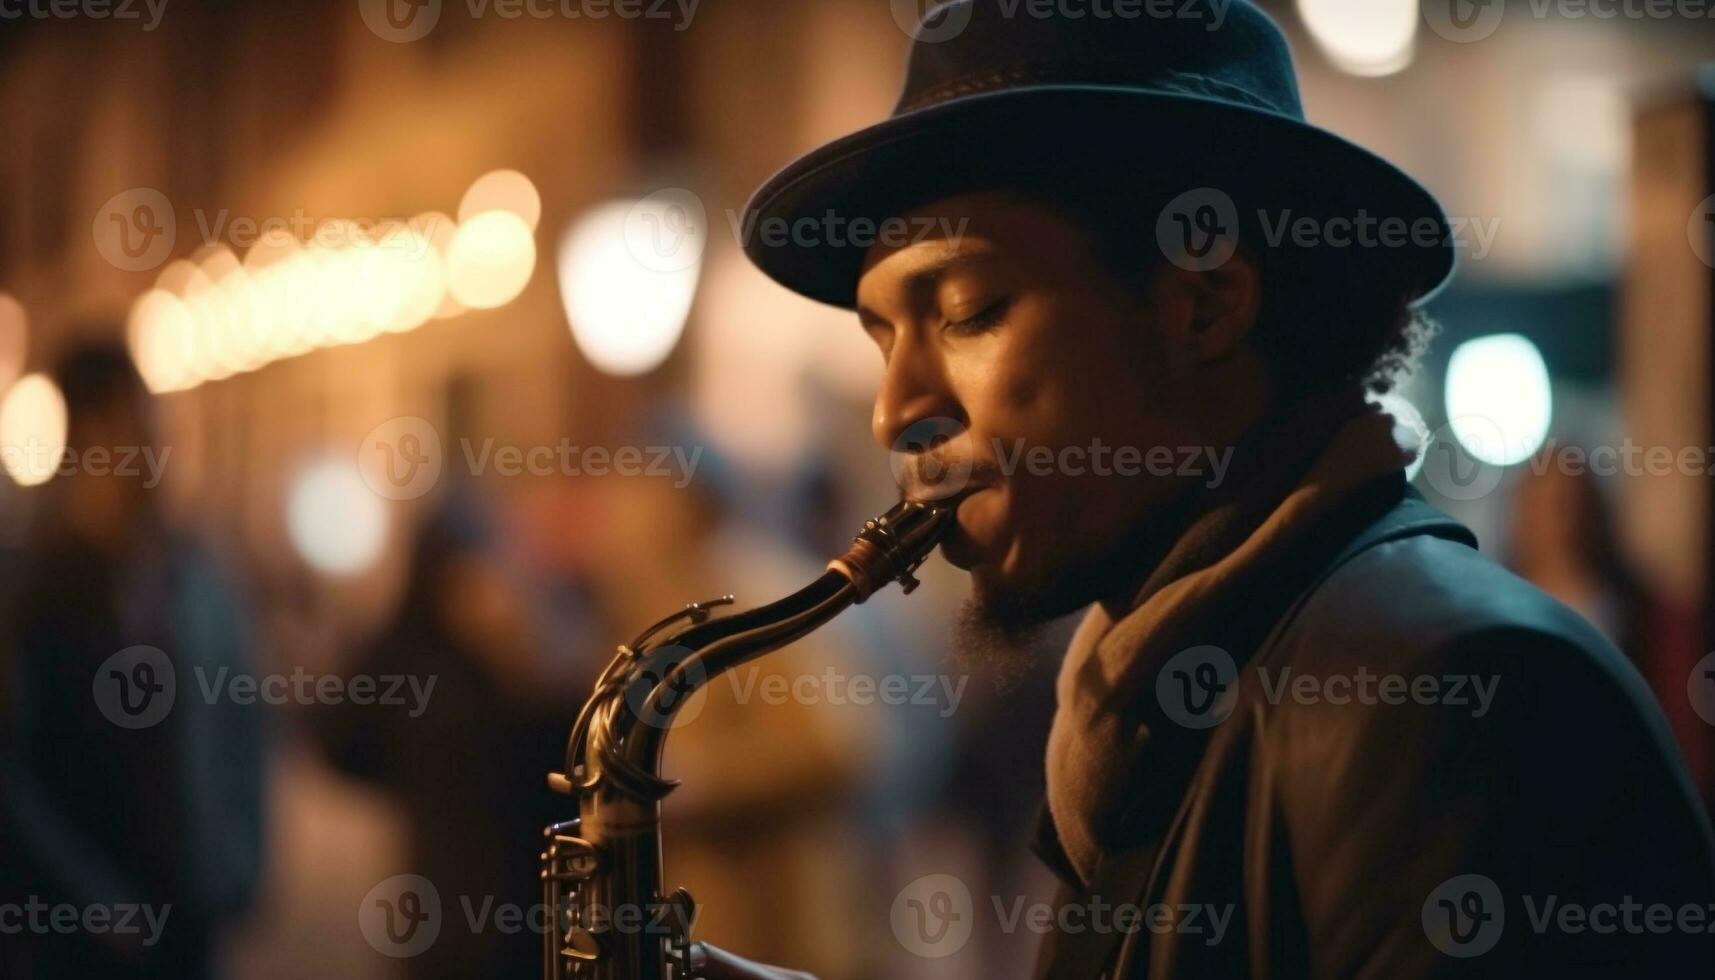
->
[446,210,537,309]
[0,373,67,486]
[459,169,542,231]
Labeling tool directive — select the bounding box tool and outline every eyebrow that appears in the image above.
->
[856,250,996,328]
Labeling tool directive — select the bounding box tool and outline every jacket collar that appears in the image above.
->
[1325,484,1476,569]
[1031,483,1477,891]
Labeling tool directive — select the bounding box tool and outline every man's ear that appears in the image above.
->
[1155,250,1262,363]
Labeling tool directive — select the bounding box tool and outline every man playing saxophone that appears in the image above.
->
[646,1,1715,976]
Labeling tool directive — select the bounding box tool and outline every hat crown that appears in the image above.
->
[895,0,1304,120]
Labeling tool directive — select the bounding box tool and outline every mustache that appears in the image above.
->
[896,452,1005,502]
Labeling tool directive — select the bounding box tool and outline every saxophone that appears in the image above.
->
[542,498,955,979]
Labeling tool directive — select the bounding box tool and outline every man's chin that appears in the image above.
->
[950,579,1063,686]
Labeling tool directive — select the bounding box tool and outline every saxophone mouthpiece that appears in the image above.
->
[827,498,957,601]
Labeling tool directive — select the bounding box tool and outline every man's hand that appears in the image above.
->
[683,942,819,980]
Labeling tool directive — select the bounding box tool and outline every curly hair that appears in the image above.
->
[1004,179,1439,397]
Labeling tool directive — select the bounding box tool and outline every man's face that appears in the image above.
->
[857,191,1243,629]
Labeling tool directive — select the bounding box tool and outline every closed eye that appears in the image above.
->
[944,296,1012,336]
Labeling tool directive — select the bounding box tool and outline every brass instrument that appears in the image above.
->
[542,499,955,979]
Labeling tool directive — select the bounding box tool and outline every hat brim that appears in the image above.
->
[741,85,1456,309]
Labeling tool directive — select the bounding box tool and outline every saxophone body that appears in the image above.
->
[542,499,955,979]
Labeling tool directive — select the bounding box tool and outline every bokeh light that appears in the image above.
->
[446,210,537,310]
[1297,0,1417,77]
[286,457,389,575]
[0,372,68,487]
[459,169,542,231]
[557,200,699,376]
[1445,333,1553,466]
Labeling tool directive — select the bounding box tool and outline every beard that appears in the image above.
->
[946,499,1193,689]
[949,571,1087,691]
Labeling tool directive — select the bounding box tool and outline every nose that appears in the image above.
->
[871,330,962,455]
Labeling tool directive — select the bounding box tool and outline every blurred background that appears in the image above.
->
[1,1,1715,977]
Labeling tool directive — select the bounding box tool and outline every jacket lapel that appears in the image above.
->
[1031,486,1476,980]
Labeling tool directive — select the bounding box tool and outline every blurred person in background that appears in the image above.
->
[587,435,886,980]
[1505,452,1714,806]
[0,337,265,980]
[312,491,581,980]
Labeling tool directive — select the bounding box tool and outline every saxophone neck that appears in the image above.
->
[827,498,956,601]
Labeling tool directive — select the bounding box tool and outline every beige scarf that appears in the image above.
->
[1044,397,1418,887]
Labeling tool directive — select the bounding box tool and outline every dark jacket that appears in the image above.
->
[1033,487,1715,978]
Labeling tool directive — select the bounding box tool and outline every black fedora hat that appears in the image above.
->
[741,0,1455,309]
